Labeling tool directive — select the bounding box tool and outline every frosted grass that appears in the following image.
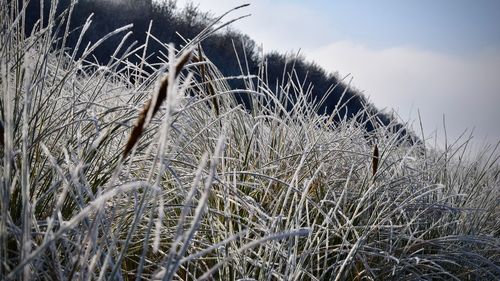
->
[1,1,499,280]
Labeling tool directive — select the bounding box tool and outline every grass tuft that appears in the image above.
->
[1,1,499,280]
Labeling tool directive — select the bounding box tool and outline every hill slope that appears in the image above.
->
[24,0,409,135]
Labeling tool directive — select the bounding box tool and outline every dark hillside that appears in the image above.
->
[24,0,410,138]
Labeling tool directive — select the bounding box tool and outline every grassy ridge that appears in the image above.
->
[1,1,499,280]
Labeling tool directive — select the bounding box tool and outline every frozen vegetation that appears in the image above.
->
[1,1,499,280]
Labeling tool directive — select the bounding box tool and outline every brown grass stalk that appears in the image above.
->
[372,143,379,178]
[122,50,192,158]
[196,44,219,116]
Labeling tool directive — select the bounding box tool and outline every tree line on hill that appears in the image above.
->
[23,0,412,137]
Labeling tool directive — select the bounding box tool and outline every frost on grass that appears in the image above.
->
[1,1,499,280]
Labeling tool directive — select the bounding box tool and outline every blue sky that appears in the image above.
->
[308,0,500,54]
[175,0,500,53]
[174,0,500,151]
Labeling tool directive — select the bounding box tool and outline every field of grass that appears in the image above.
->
[1,1,499,280]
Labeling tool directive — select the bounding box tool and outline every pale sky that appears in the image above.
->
[174,0,500,151]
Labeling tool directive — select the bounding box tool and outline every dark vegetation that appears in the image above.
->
[24,0,409,137]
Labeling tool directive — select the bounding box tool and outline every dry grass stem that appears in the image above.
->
[122,50,192,158]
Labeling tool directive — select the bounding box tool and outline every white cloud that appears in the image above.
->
[306,42,500,148]
[173,0,329,52]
